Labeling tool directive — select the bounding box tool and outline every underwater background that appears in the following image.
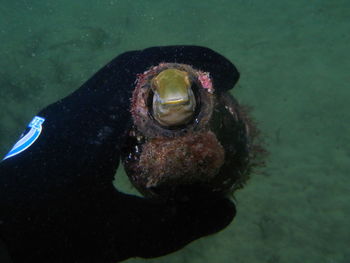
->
[0,0,349,262]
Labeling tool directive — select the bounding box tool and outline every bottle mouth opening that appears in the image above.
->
[131,63,215,138]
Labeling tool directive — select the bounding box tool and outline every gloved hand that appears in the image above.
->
[0,46,239,263]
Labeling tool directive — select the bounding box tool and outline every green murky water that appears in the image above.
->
[1,1,349,262]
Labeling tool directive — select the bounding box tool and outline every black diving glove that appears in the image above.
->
[0,45,239,263]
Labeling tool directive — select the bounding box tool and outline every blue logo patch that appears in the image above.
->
[3,116,45,160]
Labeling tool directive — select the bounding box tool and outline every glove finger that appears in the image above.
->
[93,191,236,261]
